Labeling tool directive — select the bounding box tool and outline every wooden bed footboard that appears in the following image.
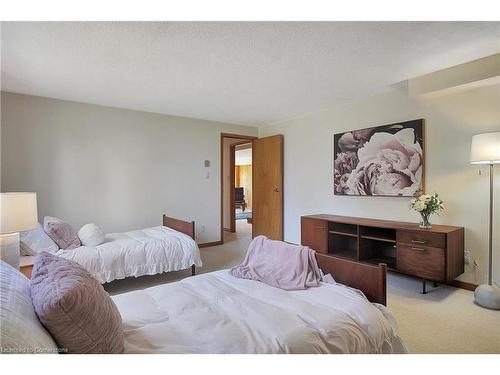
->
[162,214,195,240]
[316,253,387,306]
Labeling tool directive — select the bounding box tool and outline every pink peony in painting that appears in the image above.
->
[333,119,424,196]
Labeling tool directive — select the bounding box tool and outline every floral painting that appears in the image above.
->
[334,119,424,196]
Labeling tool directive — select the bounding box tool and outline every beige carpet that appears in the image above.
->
[104,221,500,354]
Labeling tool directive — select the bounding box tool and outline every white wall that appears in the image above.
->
[259,84,500,285]
[0,92,257,243]
[235,148,252,165]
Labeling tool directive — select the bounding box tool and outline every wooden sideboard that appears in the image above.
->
[301,214,464,293]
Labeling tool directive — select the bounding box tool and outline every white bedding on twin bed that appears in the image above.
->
[55,226,202,284]
[112,269,407,354]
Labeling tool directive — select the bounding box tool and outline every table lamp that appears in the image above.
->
[0,192,38,269]
[470,131,500,310]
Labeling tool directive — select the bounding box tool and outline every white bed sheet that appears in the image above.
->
[56,226,202,284]
[112,269,407,354]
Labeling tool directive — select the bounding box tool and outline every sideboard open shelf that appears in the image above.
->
[301,214,464,293]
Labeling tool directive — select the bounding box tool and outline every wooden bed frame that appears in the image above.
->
[316,253,387,306]
[162,214,197,276]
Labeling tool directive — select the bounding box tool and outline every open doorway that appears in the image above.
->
[220,133,257,244]
[232,142,253,231]
[220,133,284,245]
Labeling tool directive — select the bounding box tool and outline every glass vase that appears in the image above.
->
[419,213,432,229]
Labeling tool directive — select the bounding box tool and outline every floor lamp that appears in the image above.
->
[470,132,500,310]
[0,192,38,269]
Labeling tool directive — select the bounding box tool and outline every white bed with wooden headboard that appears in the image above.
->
[112,267,405,353]
[54,215,201,283]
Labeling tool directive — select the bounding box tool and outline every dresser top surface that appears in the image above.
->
[302,214,463,234]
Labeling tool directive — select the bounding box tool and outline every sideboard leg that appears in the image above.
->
[433,282,439,288]
[422,278,427,294]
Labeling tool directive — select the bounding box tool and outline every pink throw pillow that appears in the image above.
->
[43,216,81,249]
[30,252,124,353]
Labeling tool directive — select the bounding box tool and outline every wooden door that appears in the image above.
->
[301,217,328,253]
[252,135,283,240]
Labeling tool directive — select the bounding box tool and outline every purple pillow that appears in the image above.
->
[30,252,124,353]
[43,216,81,249]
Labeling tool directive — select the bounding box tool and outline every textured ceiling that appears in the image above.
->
[1,22,499,126]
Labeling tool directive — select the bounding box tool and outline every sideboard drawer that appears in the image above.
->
[397,243,445,281]
[301,217,328,254]
[397,230,446,248]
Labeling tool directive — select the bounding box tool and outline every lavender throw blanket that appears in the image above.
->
[230,236,321,290]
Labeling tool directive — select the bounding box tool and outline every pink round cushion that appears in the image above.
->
[30,252,124,353]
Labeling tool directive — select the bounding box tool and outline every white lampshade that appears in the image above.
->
[470,132,500,164]
[0,192,38,234]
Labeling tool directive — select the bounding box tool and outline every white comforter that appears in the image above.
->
[112,270,407,354]
[56,226,202,284]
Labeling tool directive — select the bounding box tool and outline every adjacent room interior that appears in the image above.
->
[234,142,253,230]
[221,135,256,238]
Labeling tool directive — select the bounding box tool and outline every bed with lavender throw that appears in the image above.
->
[112,237,407,353]
[229,235,321,290]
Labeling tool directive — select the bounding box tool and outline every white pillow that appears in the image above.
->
[77,223,105,246]
[0,260,59,353]
[20,225,59,256]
